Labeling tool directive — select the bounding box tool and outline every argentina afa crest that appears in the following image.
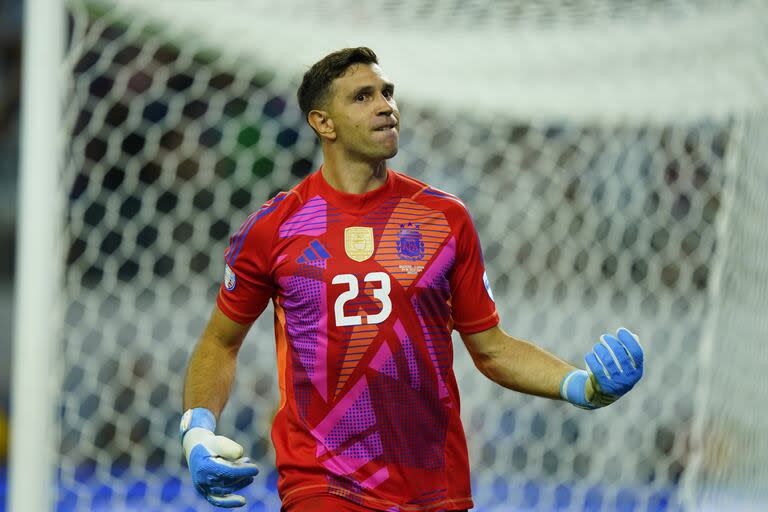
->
[396,222,425,260]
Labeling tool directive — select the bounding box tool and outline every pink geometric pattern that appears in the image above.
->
[370,341,398,380]
[410,294,450,399]
[279,275,328,401]
[416,237,455,290]
[320,432,383,476]
[394,320,419,389]
[279,195,327,238]
[361,467,389,490]
[411,239,456,400]
[312,378,376,455]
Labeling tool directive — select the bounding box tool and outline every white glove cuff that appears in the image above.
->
[180,407,216,440]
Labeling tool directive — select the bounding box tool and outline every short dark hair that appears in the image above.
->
[297,47,379,120]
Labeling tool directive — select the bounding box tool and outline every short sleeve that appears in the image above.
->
[449,207,499,334]
[216,209,277,324]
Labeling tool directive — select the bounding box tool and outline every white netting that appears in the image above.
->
[679,113,768,511]
[47,0,768,510]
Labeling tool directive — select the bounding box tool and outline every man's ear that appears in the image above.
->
[307,109,336,141]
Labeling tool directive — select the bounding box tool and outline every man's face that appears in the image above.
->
[325,63,399,161]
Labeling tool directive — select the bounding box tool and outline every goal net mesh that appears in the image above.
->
[48,0,768,510]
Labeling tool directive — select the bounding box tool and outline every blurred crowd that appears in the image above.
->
[0,0,23,465]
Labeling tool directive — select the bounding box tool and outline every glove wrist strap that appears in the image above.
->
[560,369,597,410]
[180,407,216,440]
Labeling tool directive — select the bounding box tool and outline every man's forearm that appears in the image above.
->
[183,334,239,416]
[472,332,576,400]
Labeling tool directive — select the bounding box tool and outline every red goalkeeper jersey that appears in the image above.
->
[217,168,499,511]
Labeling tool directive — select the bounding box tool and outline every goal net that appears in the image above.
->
[15,0,768,510]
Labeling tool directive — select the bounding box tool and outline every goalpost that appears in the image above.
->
[12,1,768,511]
[10,0,65,511]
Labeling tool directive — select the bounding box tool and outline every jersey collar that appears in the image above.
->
[312,166,396,215]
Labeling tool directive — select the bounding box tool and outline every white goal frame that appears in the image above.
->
[10,0,66,511]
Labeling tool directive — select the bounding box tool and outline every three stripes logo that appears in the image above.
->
[296,240,331,264]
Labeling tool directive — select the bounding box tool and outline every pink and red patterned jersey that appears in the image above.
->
[217,168,499,511]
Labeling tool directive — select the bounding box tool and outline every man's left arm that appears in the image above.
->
[446,200,643,409]
[461,325,644,409]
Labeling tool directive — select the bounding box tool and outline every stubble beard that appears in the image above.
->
[353,133,399,163]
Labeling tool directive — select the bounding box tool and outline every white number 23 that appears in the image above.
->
[332,272,392,326]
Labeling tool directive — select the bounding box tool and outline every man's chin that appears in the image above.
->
[367,145,398,161]
[382,146,399,159]
[381,137,399,159]
[356,139,399,162]
[370,131,399,156]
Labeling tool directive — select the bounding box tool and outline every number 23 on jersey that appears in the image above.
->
[332,272,392,327]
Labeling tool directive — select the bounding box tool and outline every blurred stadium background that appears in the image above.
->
[3,0,768,511]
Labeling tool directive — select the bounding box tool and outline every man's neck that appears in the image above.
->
[321,155,388,195]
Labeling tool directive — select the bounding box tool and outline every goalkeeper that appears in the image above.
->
[181,46,644,511]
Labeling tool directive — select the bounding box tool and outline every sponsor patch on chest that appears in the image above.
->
[344,226,374,262]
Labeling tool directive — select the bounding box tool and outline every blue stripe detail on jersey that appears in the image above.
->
[422,188,450,198]
[226,215,258,265]
[422,188,466,208]
[227,194,287,265]
[310,240,330,259]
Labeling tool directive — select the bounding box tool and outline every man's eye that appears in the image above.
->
[356,94,368,102]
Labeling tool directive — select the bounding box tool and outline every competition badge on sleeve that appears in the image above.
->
[344,227,374,262]
[224,264,236,291]
[483,271,495,302]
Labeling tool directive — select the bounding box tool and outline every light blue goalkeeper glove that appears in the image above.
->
[560,327,644,409]
[180,408,259,508]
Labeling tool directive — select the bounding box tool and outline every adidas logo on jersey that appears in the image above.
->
[296,240,331,264]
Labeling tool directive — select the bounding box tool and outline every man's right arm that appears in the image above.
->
[183,304,252,416]
[181,194,281,507]
[181,305,260,508]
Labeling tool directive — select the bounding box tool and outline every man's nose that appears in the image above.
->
[375,93,394,114]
